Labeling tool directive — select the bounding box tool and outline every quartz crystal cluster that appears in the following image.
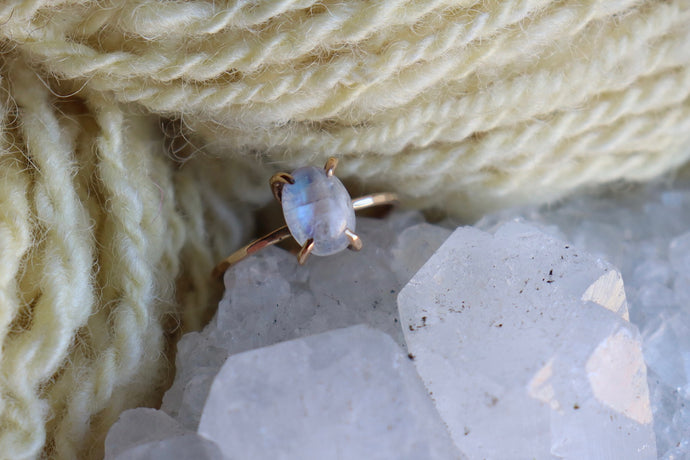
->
[398,223,654,459]
[105,182,690,459]
[476,183,690,459]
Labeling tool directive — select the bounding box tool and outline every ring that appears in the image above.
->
[212,158,398,279]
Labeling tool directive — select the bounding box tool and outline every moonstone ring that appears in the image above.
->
[212,158,398,278]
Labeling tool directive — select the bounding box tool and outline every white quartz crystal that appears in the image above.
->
[477,183,690,457]
[281,166,356,255]
[198,325,462,459]
[104,180,690,459]
[161,212,446,430]
[390,223,453,286]
[104,409,222,460]
[398,223,656,459]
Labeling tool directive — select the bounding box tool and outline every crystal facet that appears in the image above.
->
[281,166,355,256]
[398,223,656,459]
[197,325,461,459]
[105,409,223,460]
[104,180,690,459]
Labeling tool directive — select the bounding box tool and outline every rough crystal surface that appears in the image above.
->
[104,409,222,460]
[281,166,356,255]
[198,325,462,459]
[160,212,447,430]
[105,181,690,460]
[398,223,656,459]
[477,183,690,457]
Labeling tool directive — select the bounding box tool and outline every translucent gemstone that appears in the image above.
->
[281,166,355,256]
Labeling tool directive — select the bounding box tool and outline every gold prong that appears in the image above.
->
[344,229,362,251]
[297,239,315,265]
[324,157,338,177]
[269,172,295,202]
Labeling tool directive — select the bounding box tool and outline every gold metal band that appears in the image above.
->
[352,193,399,210]
[212,192,398,279]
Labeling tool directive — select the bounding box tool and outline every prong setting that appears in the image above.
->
[269,172,295,202]
[324,157,338,177]
[212,157,398,277]
[297,238,315,265]
[281,166,356,256]
[344,229,363,251]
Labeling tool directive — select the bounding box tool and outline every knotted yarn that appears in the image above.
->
[0,0,689,458]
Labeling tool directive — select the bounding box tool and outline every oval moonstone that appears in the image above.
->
[281,166,356,256]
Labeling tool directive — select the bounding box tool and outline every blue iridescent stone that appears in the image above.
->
[281,166,355,256]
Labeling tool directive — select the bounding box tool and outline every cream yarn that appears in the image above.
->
[0,56,259,459]
[1,0,690,458]
[3,0,690,219]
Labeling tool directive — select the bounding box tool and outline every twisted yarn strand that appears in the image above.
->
[0,53,248,459]
[8,0,642,119]
[194,17,690,162]
[0,84,34,458]
[0,80,31,361]
[0,65,95,459]
[45,94,189,459]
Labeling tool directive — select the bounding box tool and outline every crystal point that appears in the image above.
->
[198,325,462,459]
[398,223,656,459]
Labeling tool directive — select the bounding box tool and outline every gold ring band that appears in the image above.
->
[212,191,398,279]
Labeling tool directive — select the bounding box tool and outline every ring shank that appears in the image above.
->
[211,226,291,279]
[212,192,398,279]
[352,193,399,210]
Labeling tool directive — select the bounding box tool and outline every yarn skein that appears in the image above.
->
[0,0,689,458]
[0,54,255,459]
